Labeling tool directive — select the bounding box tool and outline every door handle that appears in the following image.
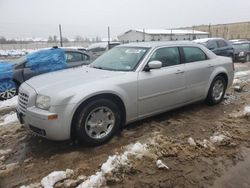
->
[176,70,185,74]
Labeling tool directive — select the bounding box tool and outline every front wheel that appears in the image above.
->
[75,98,122,146]
[0,80,17,101]
[246,54,250,63]
[206,76,226,105]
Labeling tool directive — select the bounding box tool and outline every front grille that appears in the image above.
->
[18,92,29,114]
[29,125,46,136]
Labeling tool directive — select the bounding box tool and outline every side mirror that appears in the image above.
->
[144,61,162,71]
[146,61,162,71]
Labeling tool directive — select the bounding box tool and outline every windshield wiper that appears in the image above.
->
[91,66,104,70]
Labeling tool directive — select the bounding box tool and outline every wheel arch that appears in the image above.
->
[206,70,229,98]
[70,93,127,139]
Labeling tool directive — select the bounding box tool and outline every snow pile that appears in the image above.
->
[41,169,74,188]
[187,137,196,146]
[244,106,250,117]
[0,96,18,108]
[0,148,12,156]
[210,133,227,144]
[0,49,38,57]
[234,70,250,79]
[156,160,169,170]
[0,112,18,126]
[223,93,240,105]
[77,142,148,188]
[233,78,242,85]
[188,132,230,148]
[20,183,41,188]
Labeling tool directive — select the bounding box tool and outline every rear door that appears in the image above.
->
[216,39,232,57]
[181,46,213,101]
[138,47,187,117]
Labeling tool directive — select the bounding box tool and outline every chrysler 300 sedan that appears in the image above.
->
[16,41,234,146]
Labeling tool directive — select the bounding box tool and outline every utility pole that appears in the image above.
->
[208,23,211,37]
[108,26,110,50]
[192,25,195,40]
[143,28,145,42]
[59,24,63,47]
[170,29,173,41]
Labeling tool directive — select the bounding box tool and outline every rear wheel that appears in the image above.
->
[206,76,226,105]
[75,98,122,146]
[0,80,17,101]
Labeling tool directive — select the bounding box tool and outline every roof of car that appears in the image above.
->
[119,41,201,48]
[54,47,86,53]
[193,38,225,43]
[232,41,250,45]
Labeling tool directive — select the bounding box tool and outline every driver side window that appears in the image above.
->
[149,47,180,67]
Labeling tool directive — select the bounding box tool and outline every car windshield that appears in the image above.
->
[233,43,249,52]
[90,47,149,71]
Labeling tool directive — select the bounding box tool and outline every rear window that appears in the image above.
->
[217,40,228,48]
[183,47,207,63]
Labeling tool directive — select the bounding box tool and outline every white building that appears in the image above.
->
[118,29,209,43]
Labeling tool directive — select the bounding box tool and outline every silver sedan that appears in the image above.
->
[16,41,234,146]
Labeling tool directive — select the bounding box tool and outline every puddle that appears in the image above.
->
[211,148,250,188]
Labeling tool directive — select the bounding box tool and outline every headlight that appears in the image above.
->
[239,51,245,57]
[36,94,51,110]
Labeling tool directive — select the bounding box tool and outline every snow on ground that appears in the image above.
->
[234,70,250,79]
[0,49,37,57]
[188,132,229,148]
[0,112,18,126]
[0,96,18,109]
[41,169,74,188]
[210,133,227,144]
[0,148,12,156]
[244,106,250,117]
[77,142,148,188]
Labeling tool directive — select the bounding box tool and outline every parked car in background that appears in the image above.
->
[87,42,120,60]
[229,39,248,43]
[16,41,234,146]
[193,38,234,60]
[0,47,90,100]
[232,41,250,62]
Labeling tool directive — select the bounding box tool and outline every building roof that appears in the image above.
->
[123,29,209,35]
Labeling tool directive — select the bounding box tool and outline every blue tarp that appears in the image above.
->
[0,61,13,80]
[26,48,67,74]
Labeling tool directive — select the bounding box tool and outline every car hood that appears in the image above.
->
[25,66,127,94]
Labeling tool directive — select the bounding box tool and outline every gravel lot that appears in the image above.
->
[0,62,250,188]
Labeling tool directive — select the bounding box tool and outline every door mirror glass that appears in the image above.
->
[148,60,162,69]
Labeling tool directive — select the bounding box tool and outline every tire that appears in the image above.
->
[246,54,250,63]
[75,98,122,146]
[0,80,17,101]
[206,76,226,105]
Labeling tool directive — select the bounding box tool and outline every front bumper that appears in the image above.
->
[17,104,74,141]
[234,54,246,62]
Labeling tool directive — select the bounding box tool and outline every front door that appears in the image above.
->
[138,47,186,117]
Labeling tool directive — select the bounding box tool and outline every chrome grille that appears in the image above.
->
[18,92,29,114]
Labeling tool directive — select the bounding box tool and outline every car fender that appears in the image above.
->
[205,66,229,97]
[67,85,131,124]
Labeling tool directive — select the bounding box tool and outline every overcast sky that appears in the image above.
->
[0,0,250,39]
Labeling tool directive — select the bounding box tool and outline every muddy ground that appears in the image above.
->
[0,62,250,188]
